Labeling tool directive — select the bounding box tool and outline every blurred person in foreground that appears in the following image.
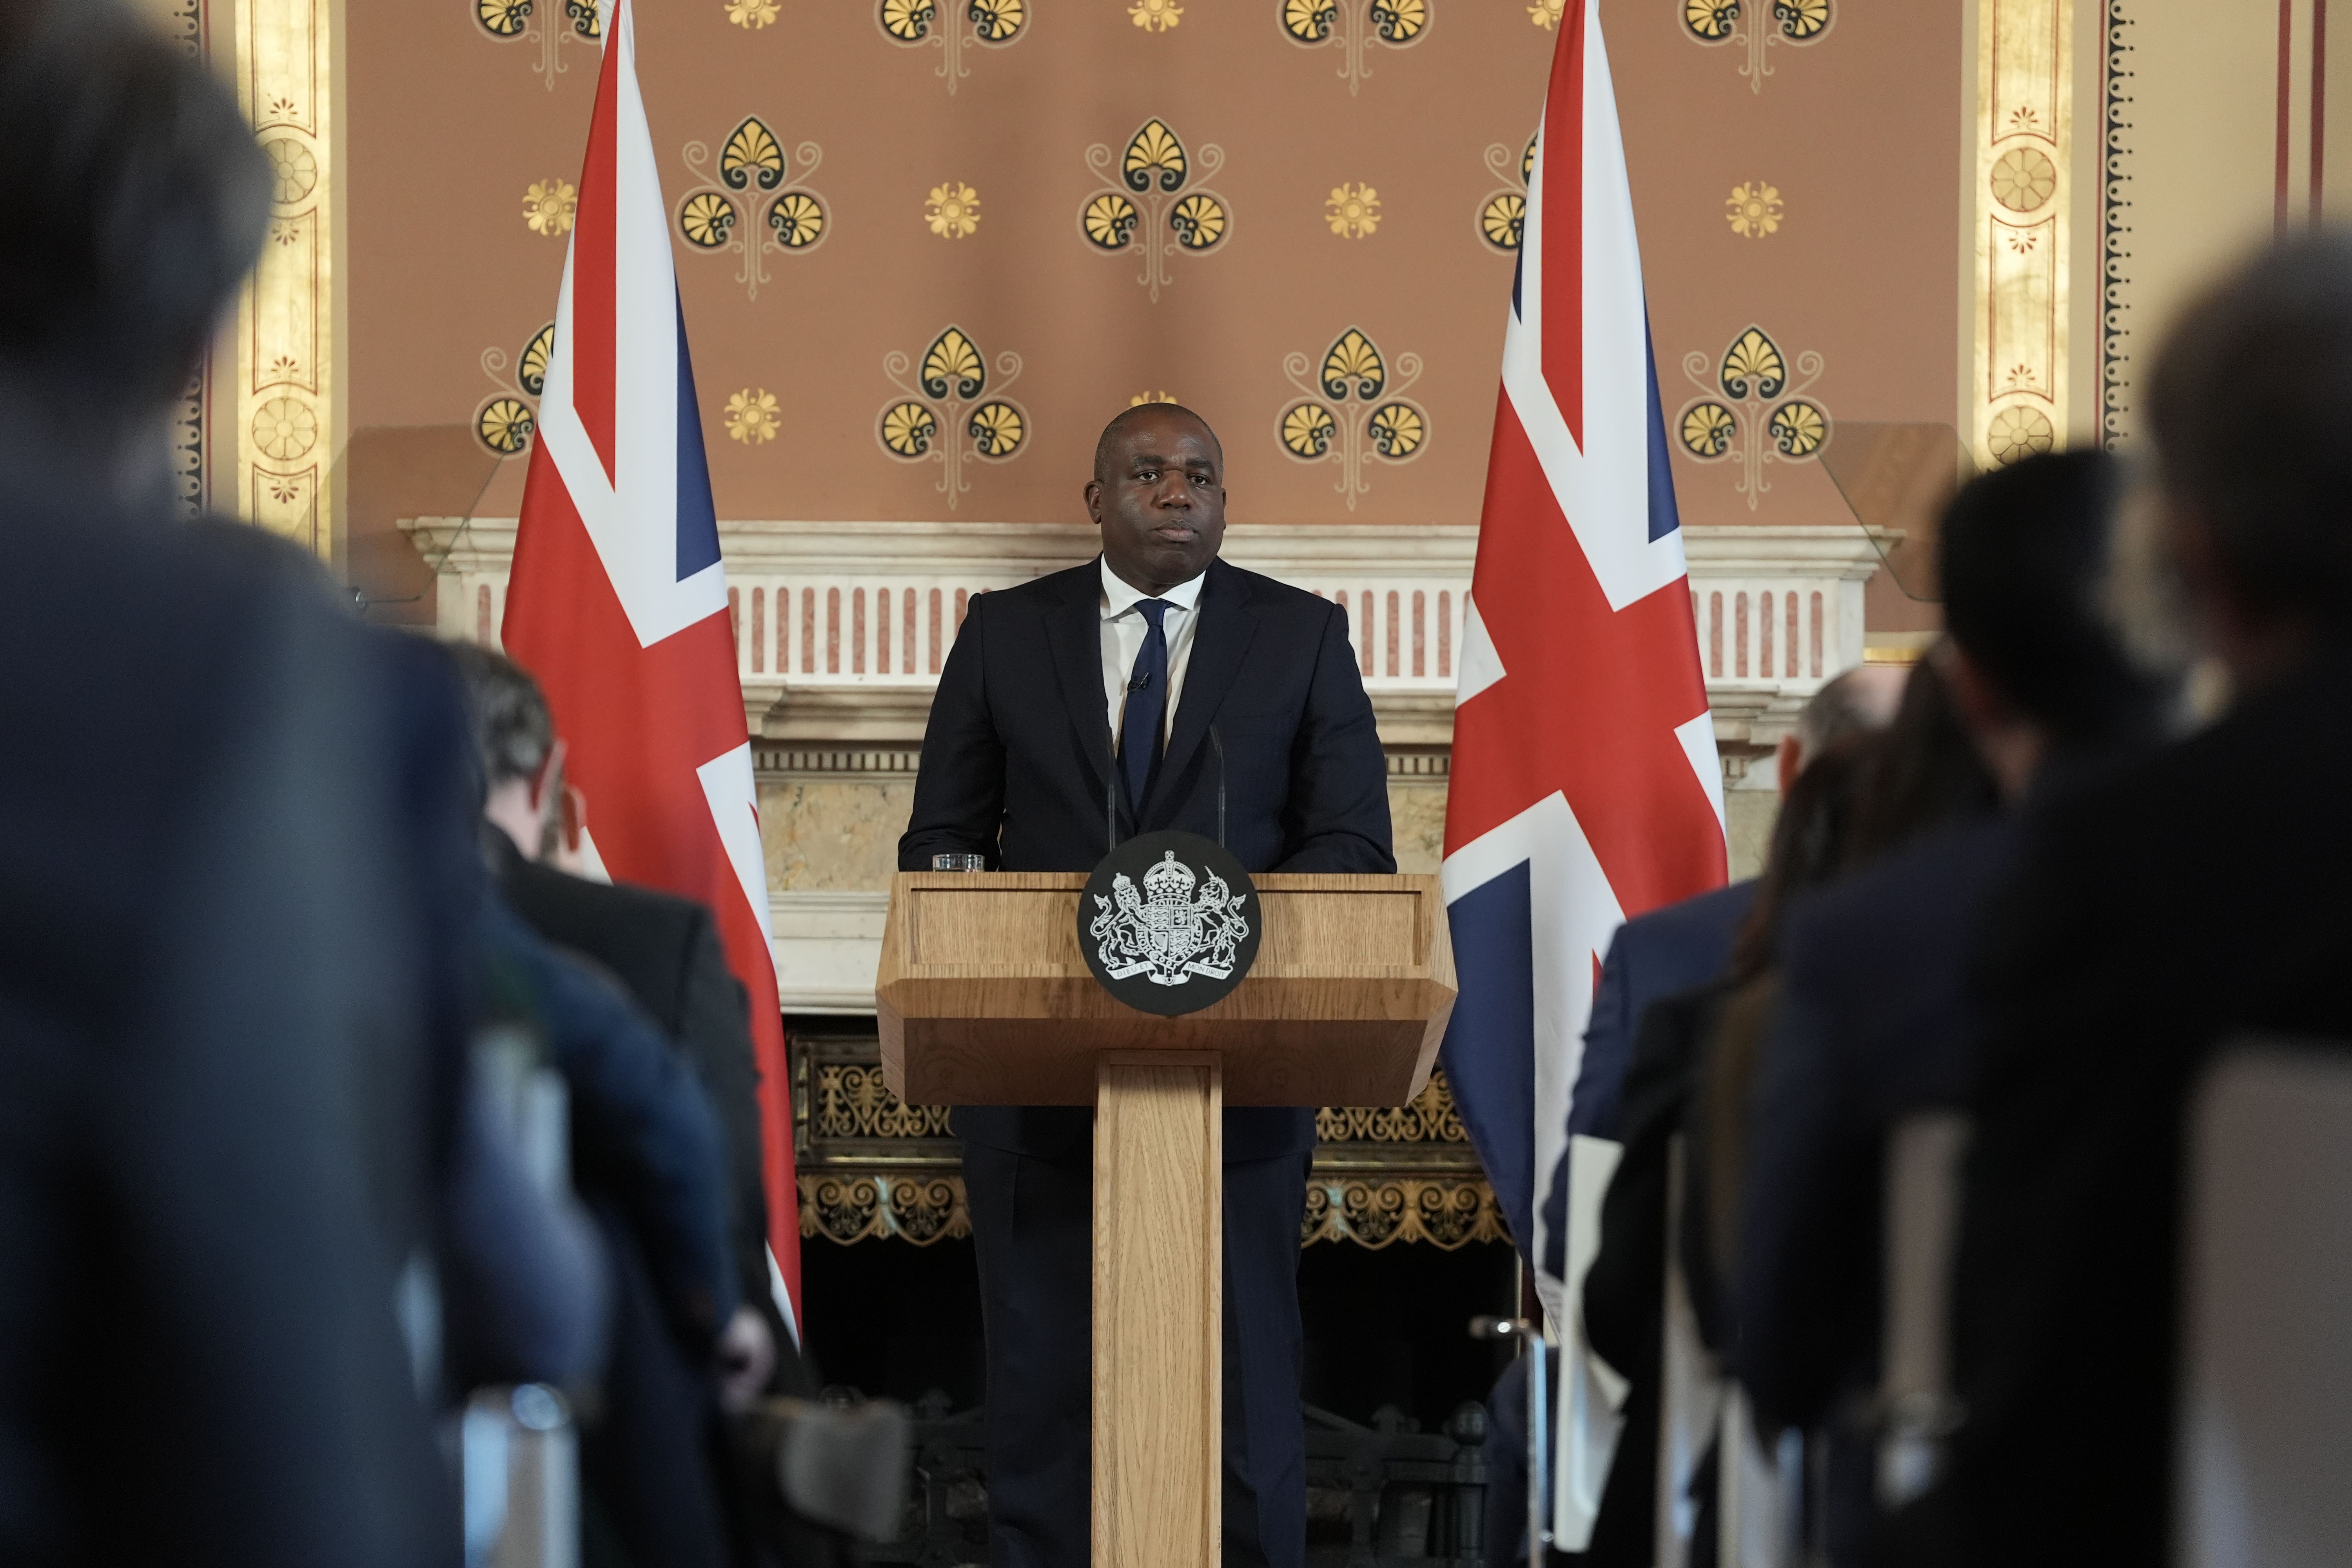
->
[1733,450,2173,1566]
[1487,664,1904,1563]
[446,642,779,1405]
[0,1,454,1559]
[1942,237,2352,1566]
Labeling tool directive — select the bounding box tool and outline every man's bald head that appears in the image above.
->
[1085,402,1227,594]
[1093,402,1223,487]
[1796,663,1909,765]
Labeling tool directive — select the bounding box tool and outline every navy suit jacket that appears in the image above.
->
[1734,817,2011,1435]
[1537,878,1756,1277]
[900,554,1395,1162]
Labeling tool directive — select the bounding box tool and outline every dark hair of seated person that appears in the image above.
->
[2147,231,2352,634]
[1842,659,2000,867]
[1727,733,1882,985]
[1939,446,2174,748]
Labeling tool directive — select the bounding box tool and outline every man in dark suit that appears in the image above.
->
[900,403,1394,1568]
[1733,451,2172,1566]
[1941,238,2352,1566]
[446,641,780,1398]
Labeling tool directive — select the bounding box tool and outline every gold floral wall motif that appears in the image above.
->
[1078,119,1230,304]
[1973,0,2070,466]
[877,325,1028,510]
[1474,134,1535,253]
[347,0,1967,531]
[1685,0,1833,96]
[676,118,829,301]
[1725,180,1782,238]
[1277,327,1428,512]
[474,0,602,92]
[1281,0,1429,96]
[236,0,335,555]
[1675,325,1829,510]
[475,322,553,457]
[878,0,1026,96]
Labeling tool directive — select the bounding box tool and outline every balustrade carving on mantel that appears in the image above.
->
[399,518,1888,757]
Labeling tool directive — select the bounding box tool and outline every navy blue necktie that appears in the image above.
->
[1120,598,1174,811]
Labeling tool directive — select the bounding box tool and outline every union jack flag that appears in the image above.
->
[1439,0,1724,1530]
[502,0,800,1338]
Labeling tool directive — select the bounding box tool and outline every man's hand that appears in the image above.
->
[714,1306,776,1413]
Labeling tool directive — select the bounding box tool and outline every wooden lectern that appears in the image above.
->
[875,871,1457,1568]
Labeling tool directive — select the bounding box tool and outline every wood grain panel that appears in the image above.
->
[875,872,1457,1108]
[1093,1054,1220,1568]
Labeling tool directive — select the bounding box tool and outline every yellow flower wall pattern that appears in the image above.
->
[727,389,783,445]
[1686,0,1832,96]
[1675,324,1829,510]
[523,178,577,237]
[877,325,1029,510]
[1079,120,1231,304]
[475,0,601,92]
[675,117,828,302]
[1725,181,1782,238]
[1277,327,1428,511]
[1130,0,1183,29]
[926,182,982,238]
[879,0,1026,96]
[1283,0,1428,96]
[1325,183,1380,239]
[1475,134,1536,252]
[474,321,556,457]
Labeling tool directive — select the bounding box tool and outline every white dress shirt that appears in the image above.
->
[1100,555,1205,758]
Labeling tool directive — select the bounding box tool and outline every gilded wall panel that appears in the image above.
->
[236,0,336,557]
[1973,0,2071,466]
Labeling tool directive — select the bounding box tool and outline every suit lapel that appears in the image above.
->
[1152,557,1258,817]
[1043,560,1118,819]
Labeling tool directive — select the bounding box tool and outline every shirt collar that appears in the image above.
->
[1099,555,1207,620]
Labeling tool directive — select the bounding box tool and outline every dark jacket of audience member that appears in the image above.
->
[1577,739,1878,1564]
[1737,453,2163,1457]
[1946,237,2352,1567]
[1536,663,1905,1282]
[493,836,775,1341]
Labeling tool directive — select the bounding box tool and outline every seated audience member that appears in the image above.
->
[475,884,745,1568]
[0,2,458,1558]
[1576,725,1884,1564]
[1733,450,2171,1566]
[446,642,779,1406]
[1944,237,2352,1566]
[1485,666,1906,1564]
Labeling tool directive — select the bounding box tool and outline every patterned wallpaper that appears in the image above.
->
[347,0,1965,528]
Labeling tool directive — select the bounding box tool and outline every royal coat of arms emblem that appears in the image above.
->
[1091,849,1252,984]
[1078,831,1263,1016]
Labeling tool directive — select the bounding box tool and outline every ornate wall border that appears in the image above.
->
[2099,2,2136,448]
[136,0,213,512]
[235,0,338,555]
[1973,0,2074,465]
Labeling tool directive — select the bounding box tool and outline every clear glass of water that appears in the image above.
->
[931,853,985,872]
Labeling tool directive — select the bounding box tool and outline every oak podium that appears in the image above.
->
[875,870,1457,1568]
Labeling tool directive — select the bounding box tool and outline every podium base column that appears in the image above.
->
[1093,1051,1222,1568]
